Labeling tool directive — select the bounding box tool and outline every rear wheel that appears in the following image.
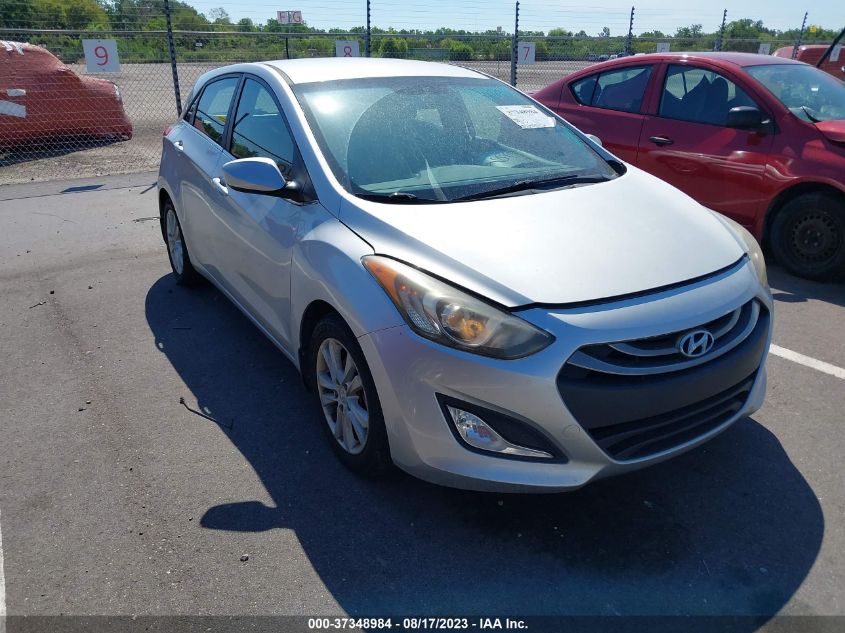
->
[162,200,202,286]
[307,314,390,474]
[770,193,845,281]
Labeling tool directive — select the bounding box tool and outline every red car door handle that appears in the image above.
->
[649,136,674,146]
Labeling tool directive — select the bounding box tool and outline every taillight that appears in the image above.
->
[163,124,174,136]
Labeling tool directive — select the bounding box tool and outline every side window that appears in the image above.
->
[571,74,599,106]
[183,95,199,125]
[592,66,652,113]
[659,64,758,126]
[230,78,296,176]
[193,76,239,144]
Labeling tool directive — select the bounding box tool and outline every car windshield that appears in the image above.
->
[745,63,845,123]
[293,76,619,203]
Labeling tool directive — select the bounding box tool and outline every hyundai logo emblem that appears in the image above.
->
[678,329,715,358]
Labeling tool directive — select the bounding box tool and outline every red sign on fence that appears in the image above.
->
[277,11,303,25]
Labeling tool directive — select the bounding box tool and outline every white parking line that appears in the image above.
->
[0,508,6,628]
[770,344,845,380]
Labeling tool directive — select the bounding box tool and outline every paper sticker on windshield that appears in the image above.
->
[496,105,555,129]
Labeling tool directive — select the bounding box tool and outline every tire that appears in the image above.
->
[307,313,391,475]
[162,199,202,286]
[770,192,845,281]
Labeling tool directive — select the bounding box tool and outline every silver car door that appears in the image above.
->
[209,76,314,349]
[174,74,240,275]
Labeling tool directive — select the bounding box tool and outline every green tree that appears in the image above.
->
[378,37,408,58]
[0,0,34,28]
[675,24,703,38]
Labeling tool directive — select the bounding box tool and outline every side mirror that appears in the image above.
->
[222,157,287,195]
[726,106,765,130]
[586,133,603,147]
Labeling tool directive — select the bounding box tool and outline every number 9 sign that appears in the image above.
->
[82,39,121,73]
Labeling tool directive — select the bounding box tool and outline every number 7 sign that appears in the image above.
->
[517,41,536,65]
[82,39,121,73]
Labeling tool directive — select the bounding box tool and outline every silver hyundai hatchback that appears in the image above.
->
[158,58,772,492]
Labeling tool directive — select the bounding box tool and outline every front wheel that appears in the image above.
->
[307,314,390,475]
[770,193,845,281]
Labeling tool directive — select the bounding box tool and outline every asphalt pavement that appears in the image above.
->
[0,174,844,631]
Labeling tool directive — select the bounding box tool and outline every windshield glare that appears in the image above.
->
[293,77,618,202]
[746,63,845,123]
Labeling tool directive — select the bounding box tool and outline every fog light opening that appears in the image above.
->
[446,405,553,459]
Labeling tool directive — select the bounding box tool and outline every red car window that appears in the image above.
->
[571,66,652,114]
[659,65,757,126]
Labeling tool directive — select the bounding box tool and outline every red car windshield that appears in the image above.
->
[746,64,845,123]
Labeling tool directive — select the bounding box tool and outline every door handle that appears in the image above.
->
[173,140,184,152]
[212,177,229,196]
[649,135,674,146]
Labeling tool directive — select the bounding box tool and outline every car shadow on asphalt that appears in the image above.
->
[145,274,823,623]
[768,265,845,307]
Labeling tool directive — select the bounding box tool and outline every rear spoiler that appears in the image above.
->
[817,26,845,68]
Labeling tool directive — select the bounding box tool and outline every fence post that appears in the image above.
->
[163,0,182,116]
[510,0,519,86]
[792,12,808,59]
[625,6,635,56]
[715,9,727,52]
[365,0,371,57]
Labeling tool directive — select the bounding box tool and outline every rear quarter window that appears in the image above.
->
[570,66,652,113]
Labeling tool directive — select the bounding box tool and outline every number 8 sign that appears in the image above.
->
[82,39,121,73]
[335,40,360,57]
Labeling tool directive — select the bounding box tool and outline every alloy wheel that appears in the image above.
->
[315,337,369,455]
[166,208,184,275]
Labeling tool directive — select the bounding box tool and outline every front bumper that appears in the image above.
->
[358,258,772,492]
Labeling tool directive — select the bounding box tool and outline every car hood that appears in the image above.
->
[338,166,746,307]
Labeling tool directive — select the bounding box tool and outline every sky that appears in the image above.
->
[185,0,843,36]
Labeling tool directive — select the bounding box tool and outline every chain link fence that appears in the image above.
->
[1,0,840,184]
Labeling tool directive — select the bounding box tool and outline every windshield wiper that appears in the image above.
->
[355,191,441,204]
[801,106,822,123]
[453,174,611,202]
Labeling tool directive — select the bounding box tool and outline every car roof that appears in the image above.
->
[261,57,486,84]
[593,51,801,69]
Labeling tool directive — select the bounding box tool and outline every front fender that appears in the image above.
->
[291,211,404,369]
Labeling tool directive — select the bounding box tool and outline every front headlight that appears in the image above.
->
[721,217,768,287]
[362,256,554,359]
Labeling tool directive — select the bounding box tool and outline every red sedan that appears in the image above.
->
[533,52,845,280]
[1,41,133,149]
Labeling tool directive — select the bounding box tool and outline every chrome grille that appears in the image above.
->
[557,299,770,462]
[567,300,761,376]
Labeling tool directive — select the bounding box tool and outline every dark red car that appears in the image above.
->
[1,41,132,149]
[773,45,845,82]
[533,52,845,280]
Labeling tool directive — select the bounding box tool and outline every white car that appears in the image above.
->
[157,58,772,492]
